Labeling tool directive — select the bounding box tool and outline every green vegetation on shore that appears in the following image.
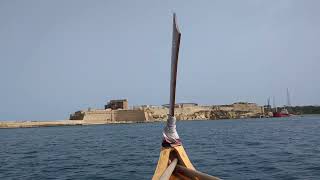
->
[290,106,320,114]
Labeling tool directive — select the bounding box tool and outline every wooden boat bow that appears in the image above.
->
[152,14,220,180]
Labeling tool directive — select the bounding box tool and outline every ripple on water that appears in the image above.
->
[0,116,320,179]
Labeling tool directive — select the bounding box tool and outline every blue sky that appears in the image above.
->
[1,0,319,120]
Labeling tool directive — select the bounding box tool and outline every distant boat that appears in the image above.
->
[152,14,220,180]
[273,88,291,118]
[273,108,289,117]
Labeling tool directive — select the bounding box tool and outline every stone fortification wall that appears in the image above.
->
[69,111,85,120]
[83,109,112,123]
[70,109,147,123]
[112,110,148,122]
[145,103,263,121]
[232,103,263,114]
[70,102,264,123]
[218,106,234,111]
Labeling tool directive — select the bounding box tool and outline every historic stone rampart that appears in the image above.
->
[70,109,148,123]
[112,110,148,122]
[69,100,264,123]
[143,103,264,121]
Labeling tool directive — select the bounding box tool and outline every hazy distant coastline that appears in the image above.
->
[1,103,319,129]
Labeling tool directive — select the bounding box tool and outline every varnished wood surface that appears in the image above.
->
[152,145,194,180]
[152,145,220,180]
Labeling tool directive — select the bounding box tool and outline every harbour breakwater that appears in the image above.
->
[0,120,149,129]
[0,120,83,129]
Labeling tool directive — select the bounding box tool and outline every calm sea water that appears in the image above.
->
[1,116,320,180]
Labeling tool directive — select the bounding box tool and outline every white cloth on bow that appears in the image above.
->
[162,115,180,144]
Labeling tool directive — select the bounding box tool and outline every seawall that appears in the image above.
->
[0,119,150,129]
[0,120,83,129]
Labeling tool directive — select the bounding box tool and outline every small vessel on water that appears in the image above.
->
[273,108,290,117]
[273,89,291,118]
[152,14,220,180]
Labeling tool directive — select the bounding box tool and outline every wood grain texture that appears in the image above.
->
[152,146,195,180]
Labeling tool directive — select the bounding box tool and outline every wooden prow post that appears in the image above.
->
[169,13,181,117]
[162,13,182,146]
[153,13,221,180]
[153,13,194,180]
[152,146,195,180]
